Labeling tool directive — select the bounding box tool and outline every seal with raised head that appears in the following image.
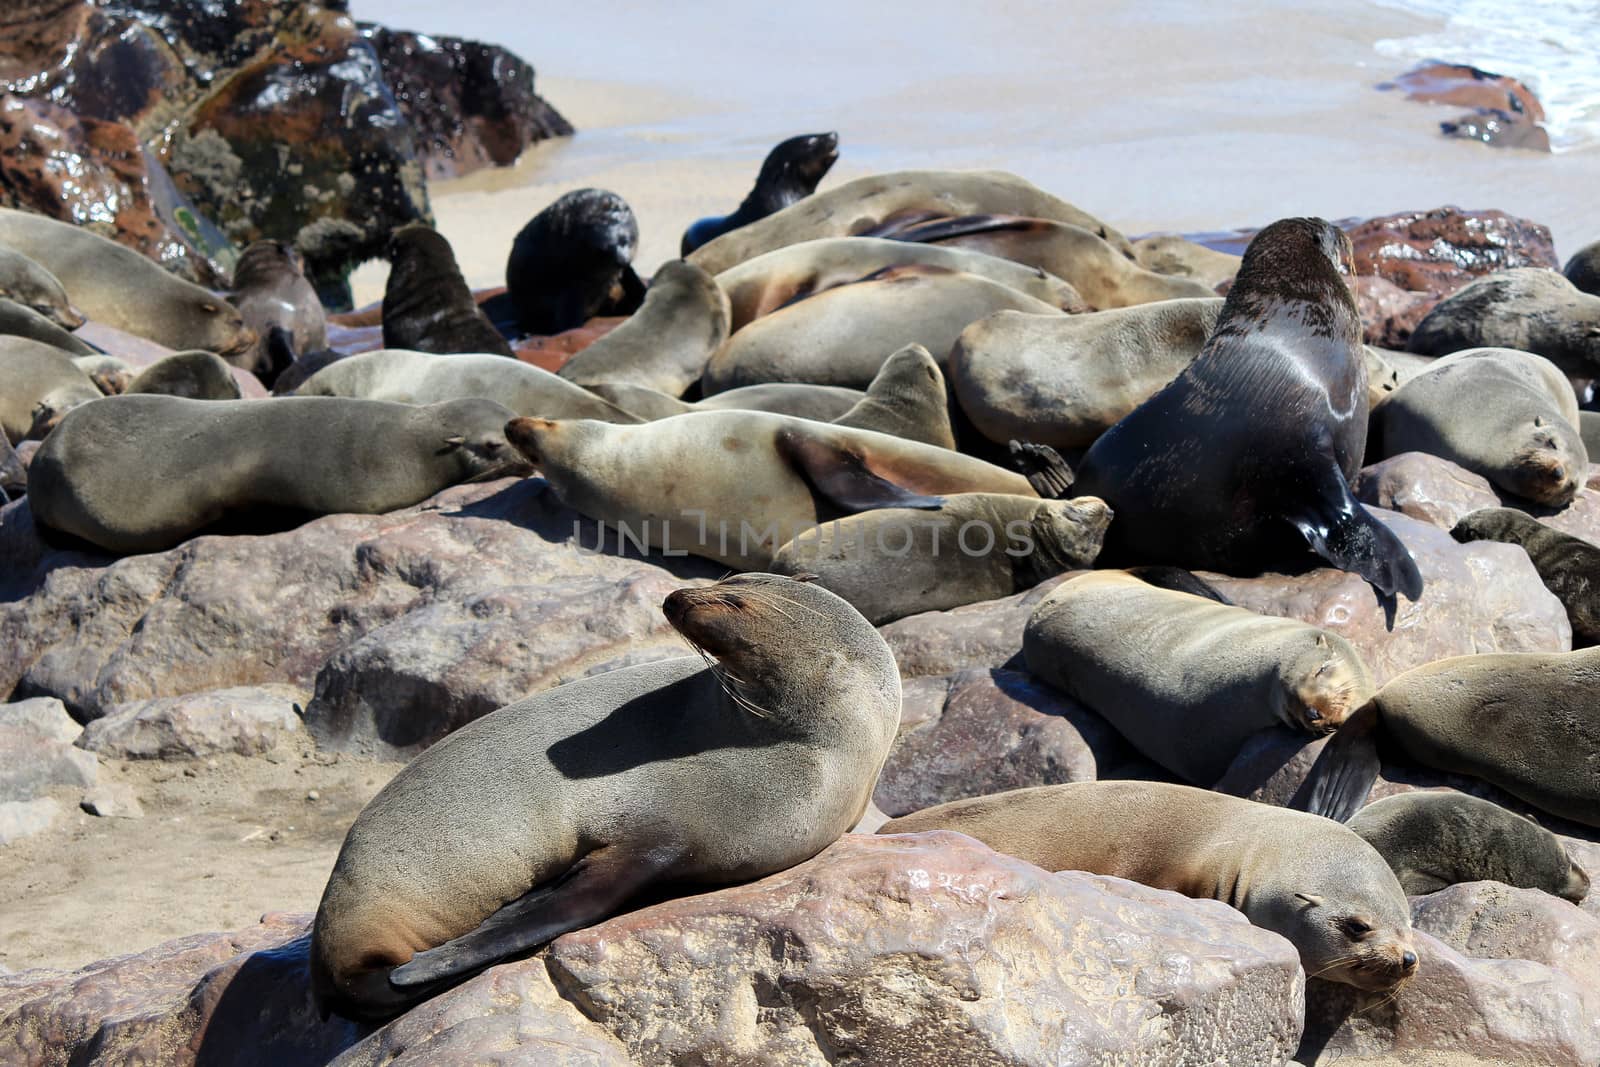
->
[681,132,839,255]
[125,351,243,401]
[505,188,645,336]
[1023,569,1375,786]
[30,395,530,554]
[310,572,902,1020]
[503,410,1037,570]
[0,247,81,330]
[0,335,102,443]
[880,781,1419,993]
[0,207,253,356]
[1347,792,1590,901]
[771,491,1110,624]
[1451,507,1600,643]
[228,240,327,384]
[1407,267,1600,375]
[1071,217,1424,601]
[1372,347,1586,507]
[382,224,513,357]
[556,260,730,396]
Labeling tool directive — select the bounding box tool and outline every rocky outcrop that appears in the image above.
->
[77,685,307,760]
[1379,62,1552,152]
[1356,452,1600,547]
[0,696,95,843]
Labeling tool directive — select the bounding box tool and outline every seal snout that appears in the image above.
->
[504,417,554,464]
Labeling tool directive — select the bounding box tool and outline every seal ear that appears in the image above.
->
[774,428,944,514]
[1294,893,1325,907]
[442,435,466,451]
[1534,415,1546,428]
[787,572,820,584]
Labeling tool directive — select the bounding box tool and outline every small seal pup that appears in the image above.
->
[30,395,529,554]
[880,781,1419,993]
[1023,569,1375,786]
[0,207,253,357]
[504,411,1036,569]
[0,335,103,442]
[1566,238,1600,297]
[0,247,81,330]
[686,169,1134,275]
[1071,217,1424,601]
[310,573,902,1019]
[296,348,639,423]
[1451,507,1600,643]
[505,188,645,335]
[124,351,242,401]
[227,240,327,383]
[556,260,730,396]
[715,235,1085,330]
[1407,268,1600,375]
[1347,793,1590,901]
[770,492,1110,623]
[382,224,513,357]
[702,265,1066,393]
[681,132,839,254]
[1371,347,1587,507]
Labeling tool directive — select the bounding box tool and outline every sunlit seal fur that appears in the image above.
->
[0,247,81,330]
[1131,234,1242,289]
[1408,268,1600,376]
[125,351,242,400]
[0,335,102,442]
[506,188,645,335]
[228,240,327,383]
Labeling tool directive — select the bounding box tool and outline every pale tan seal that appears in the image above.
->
[30,395,530,554]
[702,264,1064,393]
[0,247,81,330]
[0,297,96,357]
[556,260,730,396]
[587,380,863,423]
[0,207,253,356]
[311,573,902,1019]
[504,410,1036,570]
[685,169,1134,275]
[295,349,640,423]
[829,343,956,449]
[1022,569,1375,785]
[0,335,103,442]
[715,235,1086,330]
[1130,234,1242,289]
[770,492,1110,623]
[1347,792,1589,901]
[1372,346,1587,507]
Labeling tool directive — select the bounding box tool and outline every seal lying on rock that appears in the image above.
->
[124,351,242,400]
[505,188,645,336]
[0,247,81,330]
[1407,268,1600,375]
[0,335,102,443]
[311,573,902,1020]
[0,297,97,356]
[1347,792,1589,901]
[1071,217,1423,601]
[1451,507,1600,643]
[382,224,513,358]
[30,395,528,554]
[1023,570,1375,786]
[880,781,1419,993]
[681,132,839,254]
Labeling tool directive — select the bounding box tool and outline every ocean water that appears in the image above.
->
[1374,0,1600,151]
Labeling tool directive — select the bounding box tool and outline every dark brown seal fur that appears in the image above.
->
[382,224,513,357]
[1452,507,1600,643]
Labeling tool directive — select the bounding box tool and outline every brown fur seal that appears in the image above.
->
[702,265,1064,393]
[1071,217,1424,600]
[587,380,863,423]
[556,260,730,396]
[880,781,1418,993]
[30,395,529,554]
[0,207,252,356]
[685,169,1134,275]
[125,351,242,401]
[0,248,81,330]
[504,411,1036,570]
[0,297,97,356]
[505,188,645,336]
[715,236,1086,330]
[1347,793,1589,901]
[227,240,327,384]
[1408,268,1600,375]
[1372,347,1586,507]
[681,132,839,254]
[382,224,513,358]
[829,343,956,449]
[311,572,901,1019]
[0,335,102,442]
[71,354,135,395]
[771,492,1109,623]
[1566,238,1600,297]
[1451,507,1600,643]
[1023,569,1375,785]
[871,215,1215,308]
[1131,234,1243,289]
[296,348,639,423]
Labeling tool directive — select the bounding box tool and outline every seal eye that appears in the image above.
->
[1342,918,1373,938]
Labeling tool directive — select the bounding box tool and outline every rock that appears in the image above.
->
[874,668,1139,816]
[1379,62,1551,152]
[80,780,143,818]
[1297,930,1600,1065]
[0,797,62,846]
[0,705,96,802]
[878,573,1073,678]
[358,24,572,182]
[1206,507,1571,686]
[0,696,79,743]
[1411,881,1600,1015]
[1559,837,1600,923]
[77,685,306,760]
[1441,108,1553,151]
[1354,274,1437,350]
[2,477,718,730]
[1355,452,1600,547]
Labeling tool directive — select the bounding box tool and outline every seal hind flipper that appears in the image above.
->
[1126,565,1232,604]
[775,428,945,513]
[389,845,675,989]
[1008,440,1075,499]
[1292,703,1382,823]
[1285,458,1423,602]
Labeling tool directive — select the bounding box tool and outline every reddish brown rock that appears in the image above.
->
[0,1,93,87]
[878,573,1074,679]
[1354,274,1437,350]
[1379,62,1551,152]
[1356,452,1600,548]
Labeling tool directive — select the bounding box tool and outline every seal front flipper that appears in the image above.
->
[1007,440,1074,499]
[1286,460,1423,602]
[1292,702,1381,823]
[775,428,945,512]
[389,845,678,989]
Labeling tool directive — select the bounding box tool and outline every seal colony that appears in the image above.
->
[9,131,1600,1052]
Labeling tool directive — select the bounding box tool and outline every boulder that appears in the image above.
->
[80,780,143,819]
[78,685,306,760]
[879,573,1073,678]
[1356,452,1600,547]
[0,798,62,847]
[1378,62,1551,151]
[1354,275,1437,351]
[0,701,96,802]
